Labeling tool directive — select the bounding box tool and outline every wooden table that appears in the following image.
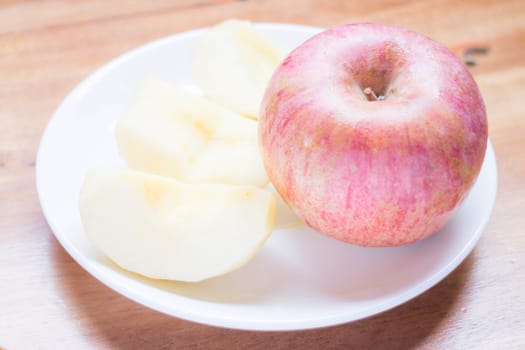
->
[1,1,524,348]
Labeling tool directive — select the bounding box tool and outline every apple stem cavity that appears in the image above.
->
[363,87,385,101]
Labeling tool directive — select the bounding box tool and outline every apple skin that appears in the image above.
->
[258,23,488,247]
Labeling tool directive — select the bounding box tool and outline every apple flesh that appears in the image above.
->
[267,185,304,229]
[116,77,268,186]
[192,19,285,119]
[78,169,276,282]
[259,23,488,246]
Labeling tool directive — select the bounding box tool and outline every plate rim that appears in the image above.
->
[35,22,498,331]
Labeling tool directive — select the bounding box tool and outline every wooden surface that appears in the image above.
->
[1,0,524,348]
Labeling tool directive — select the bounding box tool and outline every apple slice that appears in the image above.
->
[115,77,268,186]
[266,185,304,229]
[192,19,285,119]
[79,168,276,282]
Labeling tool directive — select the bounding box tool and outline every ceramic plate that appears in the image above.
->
[36,23,497,331]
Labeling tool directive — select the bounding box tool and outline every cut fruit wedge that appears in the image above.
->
[192,19,285,119]
[266,185,305,230]
[78,168,276,282]
[115,77,268,186]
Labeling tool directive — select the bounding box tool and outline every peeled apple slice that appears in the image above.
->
[192,19,285,118]
[266,185,304,229]
[79,168,276,282]
[115,77,268,186]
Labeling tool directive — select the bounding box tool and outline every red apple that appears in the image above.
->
[259,23,488,247]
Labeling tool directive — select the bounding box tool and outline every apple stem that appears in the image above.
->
[363,87,384,101]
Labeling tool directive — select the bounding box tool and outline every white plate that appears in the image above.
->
[36,23,498,331]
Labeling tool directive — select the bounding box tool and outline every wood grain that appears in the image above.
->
[1,0,524,348]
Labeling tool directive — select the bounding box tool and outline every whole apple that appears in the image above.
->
[259,23,488,247]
